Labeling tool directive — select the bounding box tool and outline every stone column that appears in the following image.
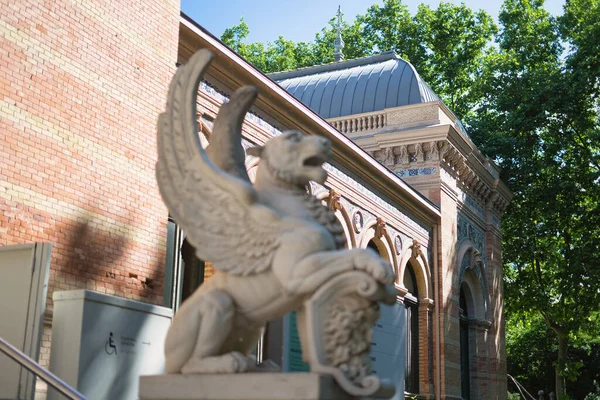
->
[486,206,507,399]
[418,298,435,397]
[470,319,492,400]
[438,172,461,399]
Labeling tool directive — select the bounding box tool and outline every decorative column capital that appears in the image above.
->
[419,297,435,310]
[327,189,342,211]
[410,239,422,259]
[374,217,387,239]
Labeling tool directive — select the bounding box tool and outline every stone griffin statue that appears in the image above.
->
[156,50,396,397]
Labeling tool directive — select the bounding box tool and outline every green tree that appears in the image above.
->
[220,1,496,120]
[311,14,373,63]
[360,0,497,119]
[506,314,557,393]
[360,0,424,62]
[507,313,600,398]
[220,17,250,56]
[222,18,319,73]
[471,0,600,397]
[413,2,497,120]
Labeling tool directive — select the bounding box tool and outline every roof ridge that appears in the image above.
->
[271,51,446,120]
[268,51,400,81]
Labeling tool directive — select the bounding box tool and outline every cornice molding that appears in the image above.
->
[361,123,512,217]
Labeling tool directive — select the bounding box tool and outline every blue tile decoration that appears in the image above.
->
[458,190,501,229]
[460,192,486,219]
[199,80,229,103]
[394,167,437,178]
[491,214,501,229]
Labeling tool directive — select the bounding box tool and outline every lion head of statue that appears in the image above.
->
[248,131,331,187]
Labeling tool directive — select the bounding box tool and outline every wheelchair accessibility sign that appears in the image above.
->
[105,332,117,355]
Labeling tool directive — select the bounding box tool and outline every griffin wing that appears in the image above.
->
[156,49,281,276]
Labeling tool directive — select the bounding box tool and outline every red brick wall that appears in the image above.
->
[0,0,180,367]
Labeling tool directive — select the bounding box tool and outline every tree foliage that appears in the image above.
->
[471,0,600,397]
[221,0,496,121]
[507,313,600,398]
[221,0,600,397]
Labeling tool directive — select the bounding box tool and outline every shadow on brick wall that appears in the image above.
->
[59,214,165,304]
[61,217,127,293]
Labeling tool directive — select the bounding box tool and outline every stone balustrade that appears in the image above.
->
[329,111,387,134]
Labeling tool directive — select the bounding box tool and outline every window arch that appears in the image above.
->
[457,243,490,400]
[367,237,390,262]
[403,263,419,394]
[359,218,396,268]
[397,240,431,300]
[457,244,488,321]
[315,190,356,249]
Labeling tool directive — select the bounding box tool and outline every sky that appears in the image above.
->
[182,0,567,44]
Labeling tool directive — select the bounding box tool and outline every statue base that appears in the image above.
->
[139,373,395,400]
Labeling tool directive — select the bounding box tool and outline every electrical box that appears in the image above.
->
[48,290,172,400]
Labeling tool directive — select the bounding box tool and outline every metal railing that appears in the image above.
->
[0,335,87,400]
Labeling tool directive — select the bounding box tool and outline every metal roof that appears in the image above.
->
[270,51,440,119]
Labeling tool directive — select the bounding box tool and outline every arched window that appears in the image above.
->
[367,240,379,254]
[460,284,471,400]
[404,264,419,394]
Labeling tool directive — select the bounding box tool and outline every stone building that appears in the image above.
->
[0,1,510,398]
[270,50,512,399]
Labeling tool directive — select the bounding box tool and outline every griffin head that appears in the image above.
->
[248,131,332,187]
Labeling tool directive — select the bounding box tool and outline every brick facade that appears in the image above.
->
[0,0,180,370]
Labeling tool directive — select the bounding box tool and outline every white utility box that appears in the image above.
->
[48,290,172,400]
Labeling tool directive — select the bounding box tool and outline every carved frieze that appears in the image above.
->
[398,145,410,165]
[457,214,485,257]
[414,143,424,162]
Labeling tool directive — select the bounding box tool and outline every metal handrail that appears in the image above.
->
[508,373,537,400]
[0,335,87,400]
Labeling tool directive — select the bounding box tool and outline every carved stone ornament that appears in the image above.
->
[394,236,402,255]
[327,188,342,212]
[383,147,395,166]
[398,145,409,165]
[429,141,440,161]
[473,249,483,268]
[374,217,387,239]
[353,210,364,233]
[410,239,422,259]
[155,50,396,397]
[414,143,424,162]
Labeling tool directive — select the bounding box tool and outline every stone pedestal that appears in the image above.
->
[139,373,394,400]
